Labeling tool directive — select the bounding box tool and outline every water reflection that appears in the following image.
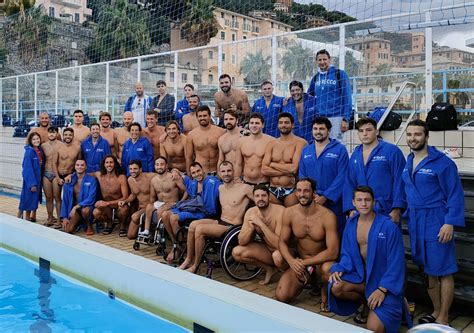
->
[30,258,56,333]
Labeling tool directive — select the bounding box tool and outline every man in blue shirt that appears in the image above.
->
[121,122,154,176]
[308,49,352,142]
[124,82,153,128]
[251,80,284,138]
[81,123,111,173]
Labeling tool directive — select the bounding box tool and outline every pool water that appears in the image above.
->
[0,248,187,332]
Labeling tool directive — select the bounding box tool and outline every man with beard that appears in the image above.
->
[182,95,201,135]
[92,155,130,236]
[343,118,406,223]
[275,178,339,310]
[70,110,91,144]
[175,84,196,130]
[402,120,464,326]
[124,82,153,128]
[282,81,317,143]
[115,111,133,163]
[60,159,98,235]
[299,117,349,236]
[121,122,154,176]
[30,112,61,143]
[235,113,274,186]
[160,120,187,173]
[178,161,253,273]
[41,126,63,226]
[218,110,242,168]
[140,156,188,239]
[120,160,155,239]
[251,81,284,138]
[81,123,111,173]
[99,112,116,156]
[186,106,225,175]
[53,128,81,225]
[232,184,285,285]
[143,110,166,160]
[214,74,251,126]
[262,112,306,206]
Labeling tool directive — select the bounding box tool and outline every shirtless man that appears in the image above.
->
[182,95,200,135]
[99,112,116,156]
[92,155,130,237]
[235,113,274,185]
[186,106,225,176]
[232,184,285,285]
[53,127,81,218]
[160,120,187,173]
[70,110,91,144]
[114,111,133,162]
[214,74,251,126]
[60,159,98,235]
[143,110,166,160]
[217,110,242,168]
[119,160,155,239]
[275,178,339,310]
[30,112,61,143]
[179,161,253,273]
[262,112,306,206]
[41,126,63,226]
[140,157,187,238]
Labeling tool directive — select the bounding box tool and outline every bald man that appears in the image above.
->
[124,82,153,128]
[115,111,133,163]
[30,112,61,143]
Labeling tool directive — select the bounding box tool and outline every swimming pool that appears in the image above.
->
[0,247,188,332]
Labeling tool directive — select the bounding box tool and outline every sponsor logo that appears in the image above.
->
[137,148,144,152]
[372,155,387,162]
[418,168,434,175]
[325,152,338,159]
[316,79,337,86]
[84,182,91,186]
[304,154,312,159]
[378,232,386,239]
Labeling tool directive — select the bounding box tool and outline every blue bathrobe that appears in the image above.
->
[60,173,97,219]
[299,139,349,235]
[19,145,44,211]
[251,95,284,138]
[121,137,154,176]
[329,213,405,333]
[402,146,464,276]
[343,139,406,215]
[81,135,112,173]
[282,93,317,143]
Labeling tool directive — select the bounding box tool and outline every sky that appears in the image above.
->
[295,0,474,51]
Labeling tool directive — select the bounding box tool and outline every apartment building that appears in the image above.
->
[346,36,392,74]
[36,0,91,23]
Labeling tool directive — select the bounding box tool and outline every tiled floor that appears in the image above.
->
[2,194,473,332]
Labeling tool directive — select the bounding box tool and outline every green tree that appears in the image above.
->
[281,44,314,81]
[180,0,220,47]
[86,0,151,62]
[240,51,271,85]
[344,51,360,77]
[373,64,393,92]
[2,0,35,16]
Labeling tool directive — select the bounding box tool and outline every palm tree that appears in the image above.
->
[281,44,314,81]
[240,51,271,85]
[180,0,220,47]
[2,0,35,17]
[372,63,393,92]
[87,0,151,62]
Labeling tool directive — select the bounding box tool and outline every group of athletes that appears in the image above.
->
[17,49,465,333]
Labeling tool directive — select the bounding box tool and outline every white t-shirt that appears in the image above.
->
[132,96,146,128]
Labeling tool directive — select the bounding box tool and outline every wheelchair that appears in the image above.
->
[132,211,168,257]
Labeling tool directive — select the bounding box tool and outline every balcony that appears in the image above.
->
[251,26,259,34]
[230,21,239,30]
[51,0,82,9]
[243,23,251,32]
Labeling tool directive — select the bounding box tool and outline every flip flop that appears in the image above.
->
[418,314,437,324]
[354,311,368,324]
[101,227,113,235]
[320,301,330,313]
[86,227,94,236]
[119,229,127,237]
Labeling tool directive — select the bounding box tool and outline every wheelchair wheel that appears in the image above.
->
[220,226,262,281]
[133,242,140,251]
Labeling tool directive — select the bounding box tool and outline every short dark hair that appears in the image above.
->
[253,183,270,194]
[156,80,167,87]
[297,177,316,193]
[99,111,111,120]
[249,112,265,124]
[190,161,203,170]
[48,126,59,133]
[316,49,331,58]
[129,122,142,132]
[219,160,234,170]
[90,122,100,129]
[407,119,429,136]
[312,116,332,130]
[73,109,84,116]
[184,83,195,91]
[27,132,41,146]
[223,109,238,119]
[155,156,168,164]
[165,120,181,133]
[196,105,211,116]
[63,127,74,135]
[261,80,273,87]
[219,74,231,81]
[278,112,294,124]
[289,80,303,90]
[100,155,122,176]
[129,159,142,168]
[189,94,201,102]
[353,185,374,199]
[146,110,159,119]
[355,118,377,130]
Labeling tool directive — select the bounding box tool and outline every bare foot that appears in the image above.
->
[166,251,175,263]
[186,265,198,273]
[178,259,192,270]
[259,266,277,285]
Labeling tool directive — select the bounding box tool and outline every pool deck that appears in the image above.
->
[1,195,473,332]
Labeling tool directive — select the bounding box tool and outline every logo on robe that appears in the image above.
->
[378,232,386,239]
[418,168,434,175]
[325,153,338,159]
[372,155,387,162]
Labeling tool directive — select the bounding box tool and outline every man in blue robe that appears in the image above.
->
[81,123,111,173]
[251,80,284,138]
[403,120,464,325]
[60,159,98,235]
[343,118,406,223]
[299,116,349,236]
[329,186,406,333]
[282,81,318,143]
[121,122,154,176]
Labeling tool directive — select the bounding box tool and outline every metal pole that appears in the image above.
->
[55,71,59,115]
[442,71,447,102]
[16,76,19,121]
[424,11,433,117]
[137,58,141,83]
[0,79,3,122]
[339,25,346,70]
[34,74,38,123]
[174,52,179,105]
[78,67,82,110]
[271,36,277,84]
[218,44,223,79]
[106,63,110,115]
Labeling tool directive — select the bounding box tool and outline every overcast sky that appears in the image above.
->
[296,0,474,51]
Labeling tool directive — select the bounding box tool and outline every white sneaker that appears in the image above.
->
[139,229,150,237]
